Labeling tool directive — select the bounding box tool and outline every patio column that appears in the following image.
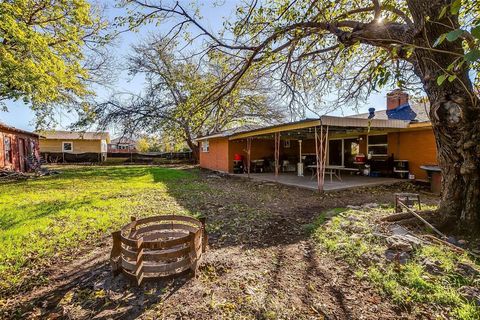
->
[298,139,303,177]
[315,126,329,192]
[274,132,280,178]
[246,138,252,178]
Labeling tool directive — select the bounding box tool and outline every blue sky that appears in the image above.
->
[0,0,389,132]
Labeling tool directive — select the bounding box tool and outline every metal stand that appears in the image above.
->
[394,193,421,213]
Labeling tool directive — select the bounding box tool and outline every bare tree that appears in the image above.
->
[77,36,284,160]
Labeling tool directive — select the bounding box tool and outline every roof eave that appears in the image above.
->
[0,124,39,137]
[320,115,409,129]
[195,133,227,141]
[229,119,322,140]
[229,116,409,140]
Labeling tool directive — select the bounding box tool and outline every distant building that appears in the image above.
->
[38,131,110,163]
[108,137,137,153]
[0,122,40,172]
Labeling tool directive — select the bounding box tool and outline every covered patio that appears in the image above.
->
[230,116,409,192]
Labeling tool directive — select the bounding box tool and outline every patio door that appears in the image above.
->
[328,138,359,167]
[343,138,359,167]
[328,139,343,166]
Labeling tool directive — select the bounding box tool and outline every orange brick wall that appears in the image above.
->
[281,139,316,157]
[387,129,438,180]
[199,138,230,173]
[228,138,320,172]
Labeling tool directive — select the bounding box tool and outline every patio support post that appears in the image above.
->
[322,126,329,188]
[298,139,303,177]
[274,132,280,178]
[246,138,252,178]
[315,127,322,192]
[315,126,329,192]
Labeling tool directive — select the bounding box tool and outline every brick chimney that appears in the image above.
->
[386,89,409,110]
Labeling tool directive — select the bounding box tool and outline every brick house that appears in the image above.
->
[0,122,40,172]
[196,90,438,191]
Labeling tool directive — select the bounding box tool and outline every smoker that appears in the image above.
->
[233,154,244,174]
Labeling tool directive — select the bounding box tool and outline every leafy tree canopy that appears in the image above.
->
[0,0,108,110]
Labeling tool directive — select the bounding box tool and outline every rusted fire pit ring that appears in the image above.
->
[110,215,207,285]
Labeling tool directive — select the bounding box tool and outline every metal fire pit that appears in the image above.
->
[110,215,207,285]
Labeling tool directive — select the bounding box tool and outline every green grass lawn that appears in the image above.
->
[0,166,200,296]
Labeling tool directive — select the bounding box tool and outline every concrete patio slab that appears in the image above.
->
[237,172,401,192]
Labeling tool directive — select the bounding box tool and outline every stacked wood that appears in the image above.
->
[0,168,59,182]
[110,215,207,286]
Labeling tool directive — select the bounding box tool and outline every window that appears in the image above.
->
[4,137,12,163]
[367,134,388,157]
[201,140,209,152]
[62,141,73,152]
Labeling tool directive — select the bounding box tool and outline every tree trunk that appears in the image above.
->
[407,0,480,231]
[427,88,480,231]
[186,138,200,163]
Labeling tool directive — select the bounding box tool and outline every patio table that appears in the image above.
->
[307,165,340,182]
[307,165,358,182]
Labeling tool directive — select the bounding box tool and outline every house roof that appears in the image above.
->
[110,137,137,145]
[38,130,110,141]
[346,102,431,122]
[196,116,410,141]
[196,124,266,141]
[0,122,40,137]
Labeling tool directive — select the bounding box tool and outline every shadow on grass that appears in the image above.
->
[2,167,198,319]
[7,256,190,320]
[161,169,326,249]
[0,199,94,231]
[4,166,421,319]
[0,166,194,193]
[59,165,192,182]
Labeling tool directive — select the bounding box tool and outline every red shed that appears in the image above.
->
[0,122,40,172]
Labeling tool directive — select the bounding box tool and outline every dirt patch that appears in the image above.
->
[2,170,439,319]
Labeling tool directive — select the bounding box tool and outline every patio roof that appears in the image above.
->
[195,116,410,142]
[228,115,409,140]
